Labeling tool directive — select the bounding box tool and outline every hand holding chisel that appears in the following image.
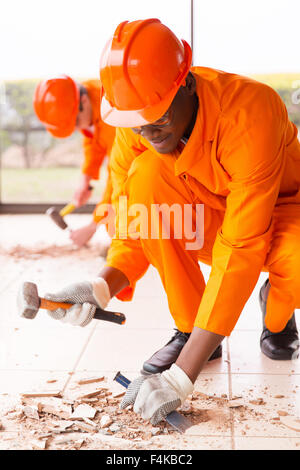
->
[114,370,193,433]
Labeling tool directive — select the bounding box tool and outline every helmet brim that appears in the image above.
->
[100,92,176,128]
[45,117,77,138]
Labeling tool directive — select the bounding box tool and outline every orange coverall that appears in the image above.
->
[80,80,115,223]
[103,67,300,337]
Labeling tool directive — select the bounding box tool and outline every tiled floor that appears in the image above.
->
[0,214,300,450]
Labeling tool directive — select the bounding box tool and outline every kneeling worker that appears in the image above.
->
[43,19,300,425]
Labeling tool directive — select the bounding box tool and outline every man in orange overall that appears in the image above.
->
[44,20,300,425]
[34,75,115,247]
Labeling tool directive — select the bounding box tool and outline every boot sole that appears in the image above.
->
[260,344,299,361]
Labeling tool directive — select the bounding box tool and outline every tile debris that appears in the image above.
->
[0,375,297,450]
[70,404,96,420]
[77,377,105,386]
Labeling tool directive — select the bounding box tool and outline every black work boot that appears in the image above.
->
[259,279,299,360]
[142,329,222,374]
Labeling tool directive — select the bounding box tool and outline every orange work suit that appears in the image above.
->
[80,80,116,223]
[105,67,300,336]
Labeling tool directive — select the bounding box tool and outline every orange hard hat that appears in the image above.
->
[33,75,79,138]
[100,18,192,128]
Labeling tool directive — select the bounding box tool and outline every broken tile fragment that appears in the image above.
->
[100,415,113,429]
[228,399,244,408]
[113,391,125,399]
[21,390,62,398]
[73,420,97,433]
[151,427,160,436]
[23,405,40,420]
[77,376,104,385]
[24,397,73,420]
[109,422,122,433]
[277,410,288,417]
[79,397,99,404]
[83,417,98,428]
[70,404,96,420]
[31,439,48,450]
[76,388,108,400]
[249,398,265,405]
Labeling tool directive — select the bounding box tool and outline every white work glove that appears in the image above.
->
[120,364,194,425]
[44,278,111,327]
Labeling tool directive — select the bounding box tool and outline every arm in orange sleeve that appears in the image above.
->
[104,128,150,301]
[81,135,107,180]
[194,86,288,336]
[93,165,113,224]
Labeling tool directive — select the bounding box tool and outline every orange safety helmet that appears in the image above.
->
[33,75,79,138]
[100,18,192,128]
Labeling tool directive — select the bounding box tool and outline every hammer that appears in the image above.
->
[17,281,126,325]
[46,186,93,230]
[46,203,75,231]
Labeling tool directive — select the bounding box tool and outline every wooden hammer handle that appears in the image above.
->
[40,298,73,310]
[39,297,125,325]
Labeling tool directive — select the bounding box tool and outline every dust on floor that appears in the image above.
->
[1,374,298,450]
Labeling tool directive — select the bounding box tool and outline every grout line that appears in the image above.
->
[226,336,236,451]
[0,264,33,294]
[60,323,98,395]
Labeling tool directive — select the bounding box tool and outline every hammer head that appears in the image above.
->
[17,281,40,319]
[46,207,68,230]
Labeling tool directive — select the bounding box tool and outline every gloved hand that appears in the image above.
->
[120,364,194,425]
[44,277,111,327]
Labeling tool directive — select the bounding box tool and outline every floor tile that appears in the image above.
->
[195,372,230,397]
[150,435,232,450]
[75,326,228,374]
[234,437,300,450]
[228,330,300,374]
[0,370,69,394]
[230,373,300,438]
[183,375,231,437]
[0,323,94,371]
[75,327,180,373]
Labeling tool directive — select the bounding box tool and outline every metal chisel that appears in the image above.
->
[113,371,192,433]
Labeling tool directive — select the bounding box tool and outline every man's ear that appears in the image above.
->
[81,93,89,106]
[184,72,196,95]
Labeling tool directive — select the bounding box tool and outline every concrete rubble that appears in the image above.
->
[0,375,172,450]
[1,373,299,450]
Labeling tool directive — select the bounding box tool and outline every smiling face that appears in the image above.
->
[131,72,198,154]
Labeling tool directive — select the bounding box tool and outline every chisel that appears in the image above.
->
[113,371,192,433]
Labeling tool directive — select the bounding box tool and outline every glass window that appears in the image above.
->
[192,0,300,132]
[0,0,191,205]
